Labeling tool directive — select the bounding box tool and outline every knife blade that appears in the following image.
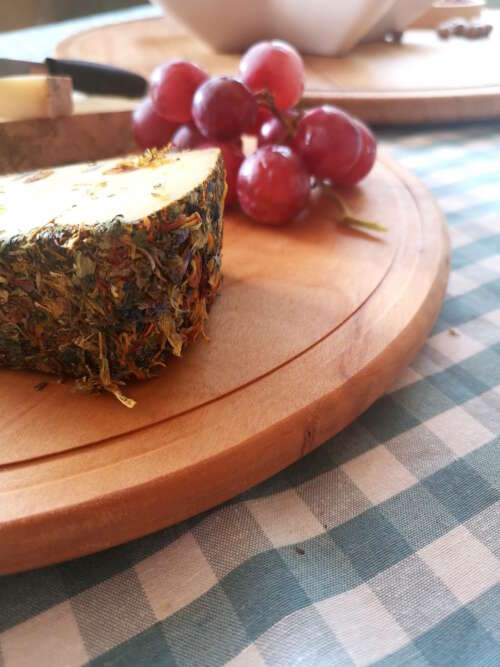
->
[0,58,148,98]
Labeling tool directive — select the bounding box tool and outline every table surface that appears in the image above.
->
[0,10,499,667]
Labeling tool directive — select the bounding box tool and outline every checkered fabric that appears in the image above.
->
[1,15,500,667]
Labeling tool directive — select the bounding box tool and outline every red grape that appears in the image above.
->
[239,40,304,110]
[132,97,178,150]
[334,120,377,187]
[237,145,310,224]
[171,123,205,150]
[246,105,273,136]
[150,60,208,123]
[258,110,299,147]
[192,77,257,141]
[293,106,362,182]
[199,142,245,206]
[258,117,287,146]
[172,123,243,152]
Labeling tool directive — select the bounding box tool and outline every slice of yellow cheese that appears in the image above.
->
[0,75,73,121]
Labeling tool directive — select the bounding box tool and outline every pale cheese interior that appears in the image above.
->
[0,148,220,241]
[0,75,72,121]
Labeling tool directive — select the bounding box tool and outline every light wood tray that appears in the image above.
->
[412,1,485,29]
[54,9,500,124]
[0,153,449,573]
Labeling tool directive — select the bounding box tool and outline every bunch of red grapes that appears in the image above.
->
[132,40,377,225]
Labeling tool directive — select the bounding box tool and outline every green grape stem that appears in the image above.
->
[320,182,388,233]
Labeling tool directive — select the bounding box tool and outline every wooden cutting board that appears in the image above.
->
[0,152,449,573]
[54,10,500,123]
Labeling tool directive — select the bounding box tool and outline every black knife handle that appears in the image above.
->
[45,57,148,98]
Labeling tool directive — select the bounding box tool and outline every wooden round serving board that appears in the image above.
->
[55,10,500,124]
[0,153,449,574]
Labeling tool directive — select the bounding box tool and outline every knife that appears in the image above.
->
[0,57,148,98]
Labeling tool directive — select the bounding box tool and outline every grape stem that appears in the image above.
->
[255,90,298,140]
[319,181,388,233]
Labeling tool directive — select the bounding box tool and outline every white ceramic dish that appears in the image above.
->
[266,0,396,55]
[152,0,402,55]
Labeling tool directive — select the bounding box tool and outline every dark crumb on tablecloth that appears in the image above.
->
[295,546,305,556]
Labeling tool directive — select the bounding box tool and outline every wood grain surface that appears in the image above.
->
[411,1,485,28]
[0,152,449,573]
[0,110,135,174]
[54,9,500,124]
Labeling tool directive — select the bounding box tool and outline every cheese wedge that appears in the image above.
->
[0,148,226,403]
[0,75,73,121]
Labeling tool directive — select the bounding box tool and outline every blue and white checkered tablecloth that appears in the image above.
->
[0,11,499,667]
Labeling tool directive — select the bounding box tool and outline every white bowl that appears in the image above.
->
[152,0,399,55]
[363,0,434,42]
[266,0,397,55]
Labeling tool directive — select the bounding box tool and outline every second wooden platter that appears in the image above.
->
[55,10,500,124]
[0,153,449,574]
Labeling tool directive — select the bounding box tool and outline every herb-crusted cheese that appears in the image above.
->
[0,148,226,405]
